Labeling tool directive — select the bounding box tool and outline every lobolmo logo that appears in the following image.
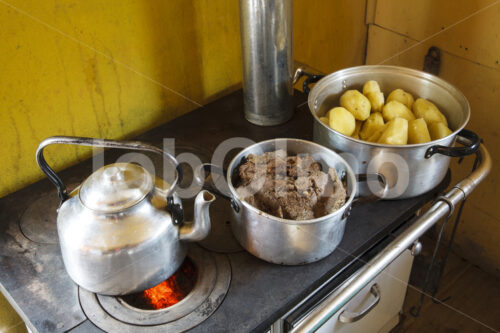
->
[90,137,412,200]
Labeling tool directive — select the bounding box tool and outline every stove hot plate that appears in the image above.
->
[78,246,231,332]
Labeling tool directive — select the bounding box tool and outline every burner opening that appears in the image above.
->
[120,257,198,310]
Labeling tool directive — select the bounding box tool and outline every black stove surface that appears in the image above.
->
[0,90,448,333]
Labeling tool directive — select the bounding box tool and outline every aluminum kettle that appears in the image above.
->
[36,136,215,295]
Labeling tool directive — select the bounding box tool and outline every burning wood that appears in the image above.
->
[122,258,197,310]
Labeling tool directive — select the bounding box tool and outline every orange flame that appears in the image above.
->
[141,258,197,310]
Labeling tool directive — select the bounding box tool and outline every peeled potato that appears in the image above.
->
[327,107,356,136]
[428,122,453,140]
[351,120,362,139]
[359,112,385,140]
[363,80,381,95]
[378,118,408,145]
[366,124,387,143]
[408,118,431,144]
[382,101,416,122]
[319,116,329,125]
[340,90,371,121]
[386,89,415,109]
[365,91,384,113]
[412,98,448,126]
[331,82,451,146]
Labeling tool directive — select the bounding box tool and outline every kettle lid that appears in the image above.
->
[79,163,154,213]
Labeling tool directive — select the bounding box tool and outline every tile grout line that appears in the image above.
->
[437,262,473,297]
[369,23,500,73]
[410,261,473,318]
[374,0,500,69]
[405,262,470,310]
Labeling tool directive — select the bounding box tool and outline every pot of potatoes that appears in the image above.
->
[305,65,480,199]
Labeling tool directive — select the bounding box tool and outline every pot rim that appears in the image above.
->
[308,65,471,148]
[225,138,356,225]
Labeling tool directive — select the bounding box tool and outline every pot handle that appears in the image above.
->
[425,129,481,159]
[194,163,240,212]
[293,67,325,94]
[353,173,389,204]
[36,136,183,220]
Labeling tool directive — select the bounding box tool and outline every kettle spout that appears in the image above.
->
[179,190,215,242]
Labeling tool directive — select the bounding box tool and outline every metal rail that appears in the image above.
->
[291,142,492,332]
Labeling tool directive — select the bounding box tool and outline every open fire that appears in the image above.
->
[121,258,198,310]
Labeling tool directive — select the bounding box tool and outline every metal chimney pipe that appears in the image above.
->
[239,0,294,126]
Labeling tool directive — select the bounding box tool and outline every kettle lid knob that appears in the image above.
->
[102,166,125,182]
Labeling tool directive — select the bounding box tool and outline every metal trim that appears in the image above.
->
[291,143,491,332]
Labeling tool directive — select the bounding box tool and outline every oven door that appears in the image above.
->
[272,248,414,333]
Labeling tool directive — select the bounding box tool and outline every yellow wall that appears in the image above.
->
[365,0,500,275]
[0,0,243,197]
[294,0,367,73]
[0,0,367,198]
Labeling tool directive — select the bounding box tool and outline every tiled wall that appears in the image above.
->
[365,0,500,275]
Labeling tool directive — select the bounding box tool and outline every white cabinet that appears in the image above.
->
[316,250,413,333]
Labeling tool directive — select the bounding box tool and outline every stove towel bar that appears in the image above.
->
[409,151,481,318]
[291,139,491,332]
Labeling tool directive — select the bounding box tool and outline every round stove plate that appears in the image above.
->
[19,182,79,244]
[96,246,217,325]
[78,246,231,333]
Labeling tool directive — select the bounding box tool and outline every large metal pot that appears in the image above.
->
[196,138,386,265]
[36,136,215,295]
[298,65,480,199]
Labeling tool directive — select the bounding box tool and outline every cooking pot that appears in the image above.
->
[296,65,481,199]
[195,138,387,265]
[36,136,215,295]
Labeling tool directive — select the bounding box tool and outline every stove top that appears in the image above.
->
[0,90,448,332]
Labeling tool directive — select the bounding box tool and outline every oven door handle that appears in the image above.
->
[338,283,380,324]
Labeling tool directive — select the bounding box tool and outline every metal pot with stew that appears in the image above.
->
[196,138,387,265]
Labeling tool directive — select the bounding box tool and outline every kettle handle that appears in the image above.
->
[36,136,182,204]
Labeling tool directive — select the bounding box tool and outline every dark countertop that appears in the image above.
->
[0,90,447,333]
